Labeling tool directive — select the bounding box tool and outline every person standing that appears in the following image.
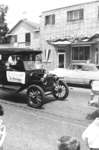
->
[15,56,25,71]
[82,117,99,150]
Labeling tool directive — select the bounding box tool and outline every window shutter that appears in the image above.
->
[14,35,17,42]
[52,14,55,24]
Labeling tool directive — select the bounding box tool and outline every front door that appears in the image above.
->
[58,53,66,68]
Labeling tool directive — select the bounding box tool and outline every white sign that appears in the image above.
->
[6,71,25,84]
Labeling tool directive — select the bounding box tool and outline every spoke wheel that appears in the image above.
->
[53,80,69,100]
[27,85,44,108]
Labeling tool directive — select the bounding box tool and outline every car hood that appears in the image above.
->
[49,68,99,78]
[49,68,70,77]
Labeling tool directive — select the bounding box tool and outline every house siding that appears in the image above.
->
[41,1,99,38]
[40,1,99,70]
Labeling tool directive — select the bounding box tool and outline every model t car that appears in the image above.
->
[0,48,69,108]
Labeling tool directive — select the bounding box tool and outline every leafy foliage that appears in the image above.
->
[0,5,9,44]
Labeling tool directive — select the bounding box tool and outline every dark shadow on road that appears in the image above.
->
[68,84,90,89]
[0,91,27,104]
[0,89,65,107]
[43,96,56,104]
[0,83,89,107]
[41,95,69,109]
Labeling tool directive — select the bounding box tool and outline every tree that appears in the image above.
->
[0,5,9,44]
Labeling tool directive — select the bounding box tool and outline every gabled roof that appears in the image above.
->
[8,19,40,34]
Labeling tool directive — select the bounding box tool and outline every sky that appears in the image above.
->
[0,0,98,29]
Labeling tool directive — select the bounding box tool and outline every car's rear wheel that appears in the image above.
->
[27,85,44,108]
[53,80,69,100]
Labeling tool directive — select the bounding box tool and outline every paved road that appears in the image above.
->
[0,87,97,150]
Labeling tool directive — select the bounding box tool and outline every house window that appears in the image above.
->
[45,14,55,25]
[25,33,31,43]
[72,46,90,60]
[67,9,84,21]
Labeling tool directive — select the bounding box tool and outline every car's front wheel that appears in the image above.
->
[27,85,44,108]
[53,80,69,100]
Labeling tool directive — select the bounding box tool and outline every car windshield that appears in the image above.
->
[23,54,43,70]
[70,64,98,71]
[23,60,43,70]
[82,64,98,71]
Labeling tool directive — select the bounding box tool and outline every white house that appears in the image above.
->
[7,19,40,50]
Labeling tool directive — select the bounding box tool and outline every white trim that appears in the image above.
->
[51,40,71,45]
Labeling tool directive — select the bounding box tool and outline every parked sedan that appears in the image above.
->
[50,63,99,87]
[96,64,99,69]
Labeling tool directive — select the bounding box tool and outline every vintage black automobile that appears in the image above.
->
[0,48,69,108]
